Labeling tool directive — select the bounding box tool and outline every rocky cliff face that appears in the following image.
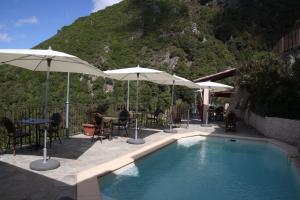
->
[199,0,239,8]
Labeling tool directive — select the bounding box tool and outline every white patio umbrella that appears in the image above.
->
[105,65,174,144]
[152,74,199,133]
[0,48,106,171]
[196,81,233,126]
[196,81,233,92]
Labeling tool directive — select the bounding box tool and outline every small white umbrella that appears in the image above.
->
[0,48,106,171]
[152,74,199,133]
[196,81,233,126]
[196,81,233,92]
[105,65,174,144]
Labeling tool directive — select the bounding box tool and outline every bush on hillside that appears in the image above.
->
[237,53,300,119]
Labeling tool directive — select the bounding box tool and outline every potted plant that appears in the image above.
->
[82,102,110,136]
[82,107,96,136]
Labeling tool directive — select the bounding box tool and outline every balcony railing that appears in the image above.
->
[273,21,300,54]
[0,103,191,149]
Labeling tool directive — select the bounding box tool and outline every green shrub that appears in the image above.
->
[237,53,300,119]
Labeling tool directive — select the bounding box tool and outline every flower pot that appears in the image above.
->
[82,123,95,136]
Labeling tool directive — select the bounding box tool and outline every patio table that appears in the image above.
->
[18,118,52,149]
[103,116,118,121]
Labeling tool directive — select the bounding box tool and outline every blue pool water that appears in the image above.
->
[99,137,300,200]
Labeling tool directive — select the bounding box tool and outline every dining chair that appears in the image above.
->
[92,113,108,143]
[40,113,62,147]
[49,113,63,147]
[1,117,31,155]
[112,108,129,137]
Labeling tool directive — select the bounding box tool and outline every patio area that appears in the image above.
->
[0,122,262,200]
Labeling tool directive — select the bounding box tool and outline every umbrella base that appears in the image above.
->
[30,159,60,171]
[164,128,177,133]
[201,124,212,127]
[127,138,145,145]
[65,128,70,139]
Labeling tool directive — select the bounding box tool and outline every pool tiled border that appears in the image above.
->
[76,131,300,200]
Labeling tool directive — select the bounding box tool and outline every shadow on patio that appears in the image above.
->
[4,136,95,160]
[0,161,75,200]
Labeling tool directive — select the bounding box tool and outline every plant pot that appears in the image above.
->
[82,123,95,136]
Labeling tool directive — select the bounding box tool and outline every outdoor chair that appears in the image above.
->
[40,113,62,148]
[225,111,236,132]
[112,108,129,137]
[91,113,105,143]
[172,107,181,127]
[146,107,163,126]
[91,113,112,142]
[215,106,224,121]
[208,106,215,121]
[1,117,31,155]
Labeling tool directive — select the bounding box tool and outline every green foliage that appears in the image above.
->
[214,0,300,50]
[237,54,300,119]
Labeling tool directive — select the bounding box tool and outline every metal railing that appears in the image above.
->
[273,21,300,54]
[0,104,83,148]
[0,103,191,149]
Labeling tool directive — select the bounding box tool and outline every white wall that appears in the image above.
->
[240,110,300,145]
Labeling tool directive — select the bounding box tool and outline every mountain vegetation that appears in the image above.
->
[237,53,300,119]
[1,0,300,117]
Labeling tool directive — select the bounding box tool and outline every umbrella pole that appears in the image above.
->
[170,81,174,130]
[65,72,70,138]
[43,65,50,163]
[202,89,212,127]
[127,73,145,144]
[194,92,197,114]
[30,58,60,171]
[164,80,177,133]
[127,80,130,111]
[135,76,139,140]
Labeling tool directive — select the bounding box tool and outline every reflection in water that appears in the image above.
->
[113,163,140,177]
[177,136,206,148]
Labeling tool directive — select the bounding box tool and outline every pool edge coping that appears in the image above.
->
[76,132,300,200]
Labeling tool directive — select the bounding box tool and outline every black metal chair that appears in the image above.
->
[112,109,129,137]
[225,111,236,132]
[215,106,224,121]
[171,106,181,126]
[41,113,62,147]
[146,107,163,126]
[91,114,104,143]
[1,117,31,155]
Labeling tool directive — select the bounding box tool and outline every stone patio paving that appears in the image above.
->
[0,121,262,200]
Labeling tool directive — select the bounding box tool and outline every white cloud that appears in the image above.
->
[91,0,122,12]
[15,16,38,27]
[0,33,12,43]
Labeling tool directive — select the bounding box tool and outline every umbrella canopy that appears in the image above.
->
[151,74,199,89]
[0,49,106,76]
[104,65,173,81]
[196,81,233,92]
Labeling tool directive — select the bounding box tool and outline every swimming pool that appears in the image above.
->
[99,137,300,200]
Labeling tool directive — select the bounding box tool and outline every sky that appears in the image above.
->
[0,0,122,49]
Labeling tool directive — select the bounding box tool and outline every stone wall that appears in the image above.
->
[238,109,300,145]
